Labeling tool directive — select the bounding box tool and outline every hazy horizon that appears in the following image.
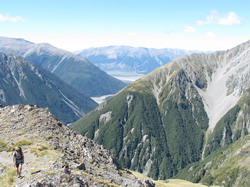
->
[1,0,250,52]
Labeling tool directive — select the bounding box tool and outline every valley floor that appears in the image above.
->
[131,171,221,187]
[107,71,144,83]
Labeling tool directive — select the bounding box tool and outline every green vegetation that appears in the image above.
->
[0,140,7,152]
[175,135,250,186]
[14,139,33,147]
[30,144,58,157]
[72,69,209,180]
[0,139,33,152]
[205,105,242,156]
[71,59,249,182]
[131,170,210,187]
[0,165,16,187]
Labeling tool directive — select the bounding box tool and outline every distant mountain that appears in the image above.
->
[77,46,198,74]
[0,52,97,124]
[0,37,126,97]
[71,40,250,180]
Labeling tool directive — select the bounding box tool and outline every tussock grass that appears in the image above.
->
[0,165,16,187]
[0,140,7,152]
[30,145,58,157]
[45,135,57,140]
[131,171,211,187]
[14,139,33,147]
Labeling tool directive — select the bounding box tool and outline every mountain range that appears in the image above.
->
[0,37,126,97]
[0,52,97,124]
[77,46,198,74]
[71,40,250,184]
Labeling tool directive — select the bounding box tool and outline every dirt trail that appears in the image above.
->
[0,150,35,179]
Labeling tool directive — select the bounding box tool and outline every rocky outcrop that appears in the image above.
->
[0,105,155,187]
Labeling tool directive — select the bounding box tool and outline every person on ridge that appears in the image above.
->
[13,146,24,178]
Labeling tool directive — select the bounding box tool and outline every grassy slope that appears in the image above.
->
[131,171,220,187]
[175,135,250,186]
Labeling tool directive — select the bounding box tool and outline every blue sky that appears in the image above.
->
[0,0,250,51]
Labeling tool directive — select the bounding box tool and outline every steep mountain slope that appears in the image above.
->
[77,46,197,74]
[71,40,250,180]
[0,52,97,124]
[175,134,250,186]
[0,37,126,97]
[0,105,155,186]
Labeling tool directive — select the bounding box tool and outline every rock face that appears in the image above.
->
[0,105,155,187]
[77,46,198,74]
[0,52,97,124]
[71,41,250,180]
[0,36,126,97]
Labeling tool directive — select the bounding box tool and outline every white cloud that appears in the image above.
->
[197,11,241,26]
[218,12,241,25]
[7,33,249,52]
[184,26,196,32]
[197,10,218,25]
[127,32,138,37]
[0,14,25,22]
[206,32,216,38]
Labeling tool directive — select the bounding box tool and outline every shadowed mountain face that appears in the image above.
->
[77,46,198,74]
[0,105,155,186]
[0,52,97,124]
[72,41,250,180]
[0,37,126,97]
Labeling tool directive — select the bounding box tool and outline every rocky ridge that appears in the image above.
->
[0,105,154,186]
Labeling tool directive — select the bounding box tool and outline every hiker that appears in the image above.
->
[13,146,24,178]
[64,163,71,175]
